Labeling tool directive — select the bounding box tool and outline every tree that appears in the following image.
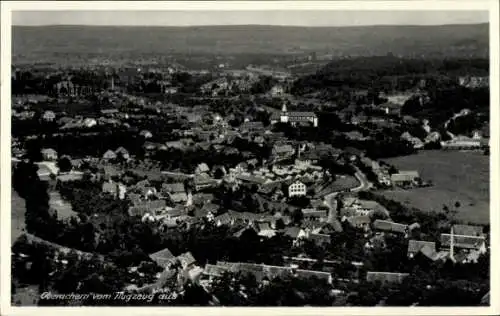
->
[57,156,73,173]
[291,209,304,224]
[275,218,285,230]
[25,139,43,162]
[213,168,224,179]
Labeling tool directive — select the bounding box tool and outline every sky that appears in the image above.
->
[12,10,489,27]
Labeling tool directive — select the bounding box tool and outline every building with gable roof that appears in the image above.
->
[270,102,318,127]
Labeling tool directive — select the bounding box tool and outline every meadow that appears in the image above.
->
[382,150,489,225]
[11,189,26,244]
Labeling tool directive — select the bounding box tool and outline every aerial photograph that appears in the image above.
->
[8,7,491,308]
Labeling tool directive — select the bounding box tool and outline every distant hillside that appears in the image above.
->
[12,24,489,64]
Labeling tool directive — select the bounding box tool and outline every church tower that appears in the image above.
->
[282,101,287,113]
[280,101,289,123]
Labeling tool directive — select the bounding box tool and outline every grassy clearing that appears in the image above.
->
[11,189,26,244]
[382,150,489,225]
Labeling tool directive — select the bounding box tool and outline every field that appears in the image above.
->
[11,189,27,244]
[48,191,78,220]
[381,150,489,225]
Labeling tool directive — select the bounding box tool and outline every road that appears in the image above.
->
[351,166,373,192]
[321,166,373,223]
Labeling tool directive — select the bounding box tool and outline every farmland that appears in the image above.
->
[381,150,489,225]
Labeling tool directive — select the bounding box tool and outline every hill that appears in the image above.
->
[12,24,489,65]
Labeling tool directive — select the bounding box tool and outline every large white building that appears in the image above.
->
[288,180,307,197]
[270,103,318,127]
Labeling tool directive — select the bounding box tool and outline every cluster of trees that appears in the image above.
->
[209,272,335,306]
[401,85,489,128]
[292,56,488,97]
[56,180,130,216]
[250,75,279,94]
[12,69,110,96]
[446,113,485,137]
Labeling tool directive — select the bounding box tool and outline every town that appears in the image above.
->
[10,24,490,307]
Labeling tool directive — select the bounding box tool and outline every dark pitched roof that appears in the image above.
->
[295,269,331,282]
[440,234,486,250]
[309,233,331,246]
[162,182,185,194]
[283,226,302,239]
[366,271,409,284]
[203,264,230,277]
[373,220,408,234]
[452,224,484,237]
[347,215,371,227]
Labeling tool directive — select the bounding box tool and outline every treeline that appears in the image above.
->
[292,56,488,95]
[401,86,489,127]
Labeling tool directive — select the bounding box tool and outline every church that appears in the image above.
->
[270,102,318,127]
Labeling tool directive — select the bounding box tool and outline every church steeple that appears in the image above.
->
[282,101,287,113]
[450,226,456,263]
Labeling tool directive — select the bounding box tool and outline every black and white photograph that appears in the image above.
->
[1,1,498,315]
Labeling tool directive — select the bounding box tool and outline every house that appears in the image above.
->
[380,102,402,116]
[440,234,487,252]
[373,220,408,235]
[102,179,127,200]
[115,147,130,160]
[149,247,176,268]
[195,163,210,175]
[390,171,420,187]
[270,103,318,127]
[302,208,328,220]
[401,132,424,149]
[309,233,331,247]
[128,199,167,217]
[366,272,409,284]
[270,85,285,97]
[140,130,153,139]
[194,174,218,191]
[41,148,58,161]
[257,222,277,238]
[272,144,295,159]
[346,215,371,230]
[407,240,437,258]
[100,108,119,116]
[42,110,56,122]
[441,136,482,150]
[102,150,117,160]
[353,200,389,216]
[288,181,307,197]
[452,224,484,237]
[166,139,195,150]
[83,118,97,128]
[177,252,196,270]
[161,183,185,195]
[235,174,269,186]
[239,121,265,132]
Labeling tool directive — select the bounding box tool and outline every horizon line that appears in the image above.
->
[12,22,490,28]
